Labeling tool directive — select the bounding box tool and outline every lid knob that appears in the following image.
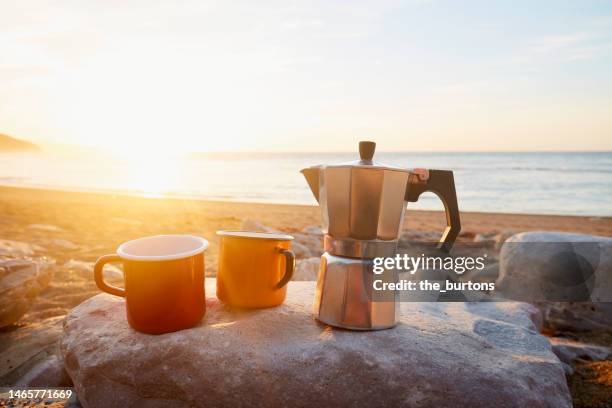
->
[359,141,376,162]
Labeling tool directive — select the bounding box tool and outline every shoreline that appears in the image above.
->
[1,184,610,271]
[0,184,610,221]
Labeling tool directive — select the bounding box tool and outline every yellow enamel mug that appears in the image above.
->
[216,231,295,308]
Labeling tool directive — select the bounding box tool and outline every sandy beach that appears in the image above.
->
[1,184,611,321]
[2,185,611,267]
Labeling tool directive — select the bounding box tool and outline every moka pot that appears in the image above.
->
[301,141,461,330]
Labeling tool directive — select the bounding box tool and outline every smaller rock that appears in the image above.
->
[474,232,496,244]
[291,242,311,259]
[111,217,142,226]
[549,337,612,364]
[292,233,323,257]
[398,230,442,246]
[0,258,54,327]
[0,240,45,257]
[539,302,612,333]
[302,225,323,235]
[473,231,514,251]
[28,224,64,232]
[494,230,515,250]
[241,219,277,233]
[293,257,320,281]
[64,260,122,280]
[0,316,64,379]
[16,354,72,387]
[52,239,78,250]
[561,362,574,376]
[459,231,476,239]
[460,262,499,283]
[497,231,612,304]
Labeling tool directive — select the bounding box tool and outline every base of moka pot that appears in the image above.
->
[313,252,400,331]
[313,315,397,331]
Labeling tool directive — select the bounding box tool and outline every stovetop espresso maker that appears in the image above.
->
[301,141,461,330]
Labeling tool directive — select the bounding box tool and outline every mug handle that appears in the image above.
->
[94,254,125,297]
[275,248,295,289]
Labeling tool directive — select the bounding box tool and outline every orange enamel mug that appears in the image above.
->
[216,231,295,308]
[94,235,208,334]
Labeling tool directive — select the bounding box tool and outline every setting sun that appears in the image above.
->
[125,153,184,197]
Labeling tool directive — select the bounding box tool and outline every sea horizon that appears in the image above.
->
[1,150,610,217]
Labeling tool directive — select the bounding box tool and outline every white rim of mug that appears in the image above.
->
[216,230,294,241]
[117,234,209,261]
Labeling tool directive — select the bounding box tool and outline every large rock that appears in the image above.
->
[497,231,612,332]
[61,279,570,408]
[0,257,54,327]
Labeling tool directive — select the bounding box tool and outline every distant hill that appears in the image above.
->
[0,133,40,152]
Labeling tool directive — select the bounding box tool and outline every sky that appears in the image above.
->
[1,0,611,153]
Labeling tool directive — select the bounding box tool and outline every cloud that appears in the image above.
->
[508,19,612,69]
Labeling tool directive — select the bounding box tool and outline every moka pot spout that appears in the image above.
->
[300,167,320,203]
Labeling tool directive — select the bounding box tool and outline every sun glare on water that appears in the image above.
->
[124,152,185,198]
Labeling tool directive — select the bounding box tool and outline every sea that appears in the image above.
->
[0,151,610,217]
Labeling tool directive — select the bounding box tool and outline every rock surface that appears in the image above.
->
[63,259,123,280]
[0,239,45,257]
[497,231,612,302]
[241,219,277,233]
[290,241,312,259]
[497,231,612,331]
[61,279,571,408]
[51,239,79,250]
[398,230,442,247]
[292,226,323,257]
[0,257,54,327]
[15,354,72,387]
[473,230,515,250]
[27,224,64,233]
[549,337,612,365]
[0,316,65,384]
[538,302,612,332]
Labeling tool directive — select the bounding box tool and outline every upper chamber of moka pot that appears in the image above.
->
[301,141,461,257]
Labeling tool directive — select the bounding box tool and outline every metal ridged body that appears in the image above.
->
[313,252,399,330]
[318,166,409,242]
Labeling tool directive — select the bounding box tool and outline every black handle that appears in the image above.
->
[405,169,461,252]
